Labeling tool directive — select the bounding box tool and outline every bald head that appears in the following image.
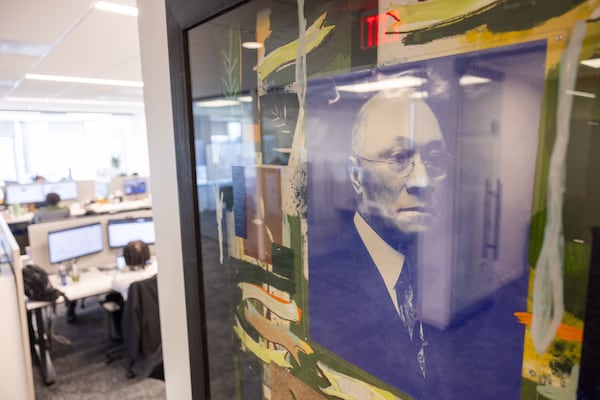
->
[351,88,443,155]
[348,88,448,240]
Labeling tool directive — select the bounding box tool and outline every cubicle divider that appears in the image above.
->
[28,209,153,275]
[0,215,34,400]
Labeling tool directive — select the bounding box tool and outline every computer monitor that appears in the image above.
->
[48,222,104,264]
[107,217,155,249]
[5,183,46,205]
[43,181,78,201]
[123,178,147,195]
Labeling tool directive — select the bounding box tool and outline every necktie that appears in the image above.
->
[395,266,427,378]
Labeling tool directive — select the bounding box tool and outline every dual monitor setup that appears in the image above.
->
[47,217,155,266]
[6,181,79,205]
[4,178,148,205]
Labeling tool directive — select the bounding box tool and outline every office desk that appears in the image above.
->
[26,267,156,385]
[84,199,152,215]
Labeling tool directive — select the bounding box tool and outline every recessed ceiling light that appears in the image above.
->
[5,96,144,107]
[0,39,51,57]
[581,58,600,68]
[459,75,491,86]
[565,89,596,99]
[25,73,143,87]
[195,99,240,107]
[95,1,139,16]
[336,76,426,93]
[242,42,263,49]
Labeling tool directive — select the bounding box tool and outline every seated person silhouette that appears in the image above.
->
[104,240,157,338]
[33,192,70,223]
[112,240,157,300]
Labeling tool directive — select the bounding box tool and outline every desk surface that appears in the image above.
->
[26,266,155,310]
[5,213,34,225]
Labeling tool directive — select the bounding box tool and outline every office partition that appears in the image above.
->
[28,209,153,274]
[0,215,34,400]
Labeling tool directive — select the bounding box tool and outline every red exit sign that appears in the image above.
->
[360,12,400,50]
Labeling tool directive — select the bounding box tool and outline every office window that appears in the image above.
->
[0,121,17,183]
[0,112,149,183]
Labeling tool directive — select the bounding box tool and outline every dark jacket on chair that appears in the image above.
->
[122,275,161,366]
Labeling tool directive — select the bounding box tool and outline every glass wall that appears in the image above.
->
[185,1,600,398]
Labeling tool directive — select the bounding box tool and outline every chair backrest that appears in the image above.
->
[121,275,161,363]
[34,208,70,223]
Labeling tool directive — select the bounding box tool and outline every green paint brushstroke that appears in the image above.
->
[272,243,295,280]
[387,0,498,27]
[258,12,334,81]
[231,257,296,295]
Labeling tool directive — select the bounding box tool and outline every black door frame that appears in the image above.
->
[164,1,248,398]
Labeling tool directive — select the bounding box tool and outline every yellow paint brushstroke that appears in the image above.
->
[257,12,334,81]
[245,304,313,365]
[233,317,292,368]
[387,0,498,33]
[317,362,401,400]
[514,312,583,342]
[239,282,302,322]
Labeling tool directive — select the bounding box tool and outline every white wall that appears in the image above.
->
[136,1,193,399]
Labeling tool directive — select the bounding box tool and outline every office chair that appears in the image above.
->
[104,275,162,379]
[100,292,124,343]
[34,208,70,223]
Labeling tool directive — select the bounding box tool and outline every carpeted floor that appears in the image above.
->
[32,299,165,400]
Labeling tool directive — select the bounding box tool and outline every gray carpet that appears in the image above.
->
[32,299,165,400]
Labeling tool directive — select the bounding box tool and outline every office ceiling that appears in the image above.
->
[0,0,143,114]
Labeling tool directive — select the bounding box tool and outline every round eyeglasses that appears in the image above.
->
[355,149,450,180]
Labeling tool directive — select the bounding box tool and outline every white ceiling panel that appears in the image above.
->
[0,0,94,44]
[0,54,37,81]
[0,0,143,113]
[34,8,141,80]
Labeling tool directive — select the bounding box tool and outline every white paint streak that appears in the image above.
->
[215,187,224,264]
[531,21,586,355]
[281,0,308,216]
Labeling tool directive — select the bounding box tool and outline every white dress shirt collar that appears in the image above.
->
[354,212,405,313]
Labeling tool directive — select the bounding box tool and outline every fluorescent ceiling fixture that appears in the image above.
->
[459,75,491,86]
[0,39,51,57]
[237,96,253,102]
[336,76,426,93]
[581,58,600,68]
[195,99,240,107]
[0,80,16,88]
[566,89,596,99]
[95,1,139,16]
[242,42,263,49]
[410,91,429,99]
[25,73,143,87]
[5,96,143,107]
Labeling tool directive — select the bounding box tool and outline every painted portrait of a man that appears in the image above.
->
[307,42,546,399]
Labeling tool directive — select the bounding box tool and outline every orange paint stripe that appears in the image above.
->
[513,312,583,343]
[250,283,291,304]
[249,283,302,320]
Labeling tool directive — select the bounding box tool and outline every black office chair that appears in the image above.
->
[105,275,162,379]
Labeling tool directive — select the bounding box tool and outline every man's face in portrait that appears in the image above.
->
[349,89,448,243]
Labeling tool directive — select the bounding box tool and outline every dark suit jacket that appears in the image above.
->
[309,222,527,399]
[122,275,161,364]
